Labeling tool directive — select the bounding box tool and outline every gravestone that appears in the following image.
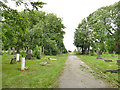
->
[111,55,117,57]
[116,60,120,65]
[113,51,116,54]
[96,48,102,59]
[16,54,19,61]
[26,49,32,60]
[8,48,11,55]
[104,60,112,62]
[106,69,120,73]
[12,47,15,55]
[10,56,16,64]
[21,57,25,71]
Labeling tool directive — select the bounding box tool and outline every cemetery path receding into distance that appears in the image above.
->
[58,53,111,88]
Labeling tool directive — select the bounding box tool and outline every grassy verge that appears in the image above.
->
[2,54,68,88]
[77,53,119,88]
[0,55,2,89]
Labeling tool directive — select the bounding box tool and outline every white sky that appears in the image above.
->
[5,0,120,51]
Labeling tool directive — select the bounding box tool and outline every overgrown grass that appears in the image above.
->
[2,54,68,88]
[77,53,119,88]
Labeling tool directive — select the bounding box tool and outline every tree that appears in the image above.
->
[1,1,45,53]
[74,1,120,57]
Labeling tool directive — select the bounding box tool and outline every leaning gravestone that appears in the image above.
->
[12,47,15,55]
[26,49,32,60]
[8,48,11,55]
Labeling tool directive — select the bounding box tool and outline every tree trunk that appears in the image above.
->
[0,48,2,55]
[85,49,88,55]
[26,47,28,54]
[17,48,20,53]
[42,47,44,56]
[100,50,102,55]
[82,46,84,54]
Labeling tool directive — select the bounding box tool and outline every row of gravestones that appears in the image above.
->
[105,59,120,73]
[8,48,15,55]
[7,48,33,60]
[10,54,26,71]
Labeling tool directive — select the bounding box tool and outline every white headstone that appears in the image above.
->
[16,54,19,61]
[21,57,25,71]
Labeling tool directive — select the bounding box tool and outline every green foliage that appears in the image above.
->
[73,51,81,55]
[20,49,26,57]
[74,1,120,55]
[1,1,67,55]
[33,45,41,59]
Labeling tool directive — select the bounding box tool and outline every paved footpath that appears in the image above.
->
[59,53,111,88]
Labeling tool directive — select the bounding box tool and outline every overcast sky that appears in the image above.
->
[6,0,120,51]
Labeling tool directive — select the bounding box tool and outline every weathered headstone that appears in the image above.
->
[96,48,101,59]
[104,60,112,62]
[16,54,19,61]
[12,47,15,55]
[111,55,117,57]
[10,56,16,64]
[26,49,32,60]
[113,51,116,54]
[116,60,120,65]
[106,69,120,73]
[8,48,11,55]
[21,57,25,71]
[96,48,104,59]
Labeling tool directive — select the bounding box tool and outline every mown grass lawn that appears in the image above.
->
[2,54,68,88]
[78,53,119,88]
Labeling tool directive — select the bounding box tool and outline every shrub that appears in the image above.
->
[33,45,42,59]
[74,51,81,55]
